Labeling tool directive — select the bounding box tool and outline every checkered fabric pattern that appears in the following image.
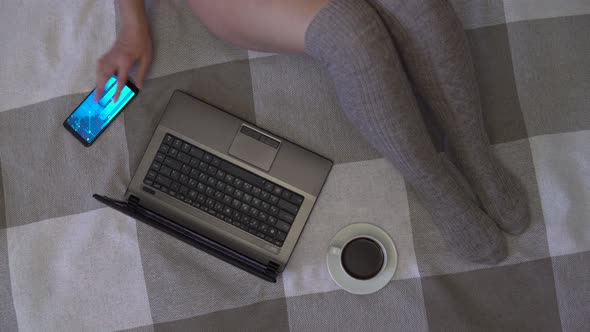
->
[1,1,589,331]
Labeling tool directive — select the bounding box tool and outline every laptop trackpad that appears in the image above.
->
[228,126,280,171]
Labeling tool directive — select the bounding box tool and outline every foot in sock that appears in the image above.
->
[304,0,506,263]
[367,0,530,234]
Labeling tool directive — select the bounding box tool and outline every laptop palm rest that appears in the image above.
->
[228,125,280,171]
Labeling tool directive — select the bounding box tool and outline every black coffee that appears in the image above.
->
[341,237,384,280]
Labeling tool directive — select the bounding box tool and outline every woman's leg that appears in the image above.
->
[187,0,506,263]
[368,0,530,234]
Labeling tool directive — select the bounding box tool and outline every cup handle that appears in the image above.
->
[329,246,342,256]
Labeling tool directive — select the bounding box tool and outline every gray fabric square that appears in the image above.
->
[467,24,529,144]
[150,298,289,332]
[552,251,590,331]
[250,54,381,164]
[144,0,249,79]
[287,278,428,331]
[0,230,18,332]
[136,221,285,324]
[508,15,590,137]
[530,131,590,256]
[410,139,550,276]
[0,95,131,227]
[124,60,256,174]
[422,258,562,331]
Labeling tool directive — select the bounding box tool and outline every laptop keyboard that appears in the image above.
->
[143,134,304,248]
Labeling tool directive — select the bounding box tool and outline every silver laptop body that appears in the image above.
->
[125,91,332,274]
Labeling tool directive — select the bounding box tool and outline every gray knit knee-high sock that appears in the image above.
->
[368,0,530,234]
[305,0,506,263]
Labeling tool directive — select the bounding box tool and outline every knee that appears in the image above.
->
[186,0,237,43]
[305,1,391,59]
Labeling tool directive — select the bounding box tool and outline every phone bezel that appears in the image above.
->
[63,78,140,147]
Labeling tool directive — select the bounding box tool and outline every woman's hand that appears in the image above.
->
[95,0,152,102]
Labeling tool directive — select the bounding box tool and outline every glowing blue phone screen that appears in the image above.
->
[66,76,135,144]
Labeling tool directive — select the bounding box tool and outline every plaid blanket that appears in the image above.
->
[1,1,589,331]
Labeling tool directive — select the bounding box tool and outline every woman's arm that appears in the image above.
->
[95,0,152,101]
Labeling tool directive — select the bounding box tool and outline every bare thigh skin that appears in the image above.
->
[187,0,330,53]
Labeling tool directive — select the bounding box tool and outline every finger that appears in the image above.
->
[135,54,152,89]
[113,65,129,103]
[95,58,115,102]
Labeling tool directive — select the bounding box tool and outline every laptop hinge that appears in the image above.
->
[267,261,280,275]
[128,195,140,211]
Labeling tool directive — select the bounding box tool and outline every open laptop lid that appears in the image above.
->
[93,194,279,283]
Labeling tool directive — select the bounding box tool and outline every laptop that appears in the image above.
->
[94,91,332,282]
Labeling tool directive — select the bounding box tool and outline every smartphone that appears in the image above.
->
[63,76,139,146]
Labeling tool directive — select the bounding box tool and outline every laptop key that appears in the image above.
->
[214,191,224,200]
[263,182,274,192]
[207,177,217,186]
[178,152,191,164]
[223,206,233,217]
[170,182,181,192]
[267,216,277,226]
[163,134,174,145]
[189,158,200,167]
[205,187,215,197]
[232,210,241,220]
[233,178,243,188]
[260,191,270,201]
[150,162,162,171]
[251,186,261,197]
[198,173,208,182]
[272,186,283,196]
[269,206,279,216]
[224,185,234,195]
[278,210,295,224]
[179,174,189,185]
[234,190,244,199]
[223,195,232,205]
[281,190,292,200]
[276,220,291,233]
[207,166,217,176]
[215,170,225,180]
[276,231,287,241]
[268,227,278,237]
[160,166,172,177]
[199,161,208,171]
[211,157,222,167]
[278,199,299,215]
[290,194,304,206]
[154,153,165,163]
[172,139,183,149]
[158,144,169,154]
[181,142,191,153]
[189,147,204,159]
[240,203,250,213]
[170,170,180,181]
[252,198,261,208]
[188,191,197,200]
[197,194,206,203]
[243,183,253,192]
[179,186,188,195]
[168,148,178,158]
[214,202,224,212]
[188,178,198,188]
[203,153,213,163]
[261,202,270,211]
[146,170,157,180]
[269,195,279,205]
[155,175,172,187]
[216,182,226,191]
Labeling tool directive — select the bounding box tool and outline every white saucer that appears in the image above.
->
[326,223,397,295]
